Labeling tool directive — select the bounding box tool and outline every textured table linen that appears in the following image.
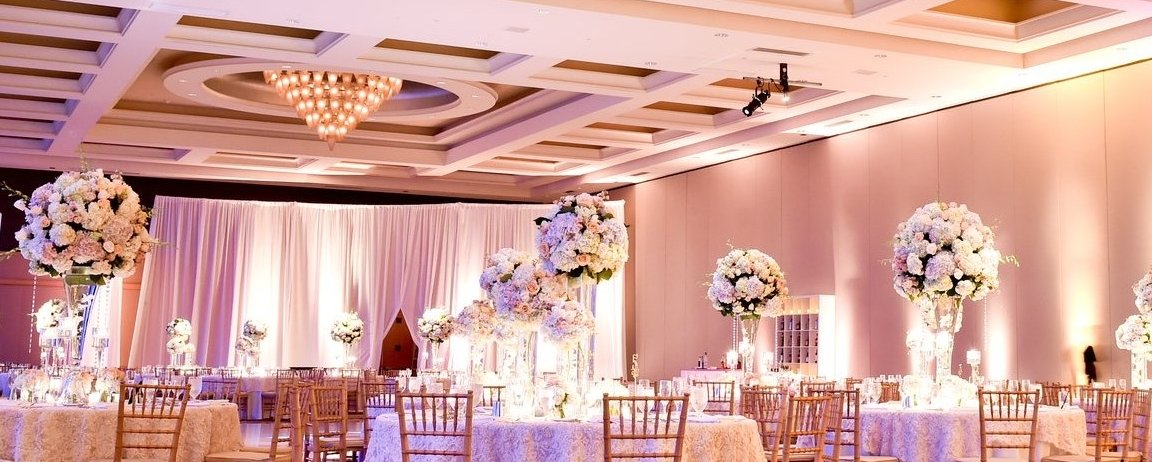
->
[365,413,766,462]
[858,403,1086,462]
[0,399,243,462]
[200,375,276,419]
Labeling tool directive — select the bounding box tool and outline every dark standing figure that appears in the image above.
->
[1084,345,1098,383]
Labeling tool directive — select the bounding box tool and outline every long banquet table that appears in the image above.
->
[365,412,766,462]
[0,399,244,462]
[857,402,1086,462]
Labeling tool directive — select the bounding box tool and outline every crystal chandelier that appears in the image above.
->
[264,70,403,149]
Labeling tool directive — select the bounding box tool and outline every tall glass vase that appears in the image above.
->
[343,343,356,368]
[425,341,445,372]
[500,330,537,418]
[920,297,963,381]
[62,266,100,368]
[1133,353,1149,388]
[739,316,759,375]
[469,340,488,384]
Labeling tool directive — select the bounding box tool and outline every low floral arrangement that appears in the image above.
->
[480,248,566,330]
[12,369,49,396]
[1135,268,1152,314]
[330,312,364,345]
[7,168,154,285]
[1116,313,1152,357]
[417,308,455,344]
[242,319,268,342]
[454,299,497,340]
[534,192,629,286]
[892,202,1002,305]
[541,300,597,347]
[34,299,67,333]
[706,248,789,319]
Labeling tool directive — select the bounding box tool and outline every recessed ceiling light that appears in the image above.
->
[281,65,292,70]
[714,32,729,38]
[931,95,942,98]
[178,79,187,83]
[471,94,480,98]
[476,41,488,47]
[286,19,300,25]
[187,93,197,97]
[874,54,887,58]
[537,8,549,14]
[644,61,657,66]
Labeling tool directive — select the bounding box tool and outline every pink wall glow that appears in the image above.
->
[621,59,1152,383]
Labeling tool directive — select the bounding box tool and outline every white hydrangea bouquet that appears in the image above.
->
[235,336,256,354]
[706,248,789,319]
[330,312,364,345]
[34,299,67,333]
[454,299,497,340]
[541,300,597,347]
[8,169,154,284]
[480,248,566,330]
[534,191,629,286]
[167,317,191,338]
[242,319,268,342]
[1135,268,1152,314]
[892,202,1002,305]
[417,308,455,344]
[1116,314,1152,357]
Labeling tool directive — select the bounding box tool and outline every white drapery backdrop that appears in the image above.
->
[128,196,625,379]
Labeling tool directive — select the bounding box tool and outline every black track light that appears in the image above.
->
[742,78,770,117]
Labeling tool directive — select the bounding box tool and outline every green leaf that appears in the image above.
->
[533,216,550,226]
[597,268,613,282]
[568,267,584,279]
[499,273,512,283]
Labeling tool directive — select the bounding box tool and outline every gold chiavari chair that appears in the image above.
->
[878,382,901,403]
[800,380,837,395]
[693,380,737,415]
[814,388,898,462]
[1041,383,1073,407]
[741,386,788,453]
[602,393,690,462]
[480,385,505,407]
[89,382,191,462]
[359,379,397,452]
[396,390,475,462]
[1043,388,1133,462]
[304,385,352,462]
[957,389,1041,462]
[767,394,834,462]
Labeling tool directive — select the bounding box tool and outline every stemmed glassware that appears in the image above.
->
[689,386,708,416]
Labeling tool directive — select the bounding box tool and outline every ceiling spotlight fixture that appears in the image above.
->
[742,78,770,117]
[265,70,402,149]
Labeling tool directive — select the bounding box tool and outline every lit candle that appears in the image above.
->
[967,349,981,364]
[726,349,739,370]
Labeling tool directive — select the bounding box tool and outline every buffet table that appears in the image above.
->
[365,412,765,462]
[857,402,1086,462]
[0,399,243,462]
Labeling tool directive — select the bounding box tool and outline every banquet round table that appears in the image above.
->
[0,399,244,462]
[366,412,766,462]
[857,402,1086,462]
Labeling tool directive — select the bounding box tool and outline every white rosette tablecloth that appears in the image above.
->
[857,402,1086,462]
[0,400,243,462]
[366,413,765,462]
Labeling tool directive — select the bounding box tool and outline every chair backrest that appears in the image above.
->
[480,385,504,407]
[1041,382,1072,407]
[271,378,305,462]
[740,387,788,452]
[307,384,350,461]
[114,382,191,462]
[359,379,397,448]
[198,377,239,402]
[771,395,833,462]
[396,390,474,462]
[878,382,900,403]
[817,389,862,462]
[1087,388,1134,461]
[602,393,689,462]
[800,380,836,395]
[692,380,736,415]
[1131,388,1152,459]
[976,389,1040,462]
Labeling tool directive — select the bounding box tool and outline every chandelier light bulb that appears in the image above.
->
[265,69,403,149]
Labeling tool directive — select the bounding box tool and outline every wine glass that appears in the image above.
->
[188,376,203,401]
[689,386,708,415]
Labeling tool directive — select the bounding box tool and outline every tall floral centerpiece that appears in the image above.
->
[330,312,364,368]
[892,202,1002,381]
[238,319,268,369]
[534,191,629,287]
[706,248,789,375]
[1116,313,1152,387]
[417,308,455,372]
[166,318,192,367]
[455,299,497,381]
[1119,268,1152,387]
[8,168,154,367]
[542,299,597,408]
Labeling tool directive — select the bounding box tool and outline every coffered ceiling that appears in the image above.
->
[1,0,1151,201]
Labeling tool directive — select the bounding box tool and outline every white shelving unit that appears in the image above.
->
[774,295,835,377]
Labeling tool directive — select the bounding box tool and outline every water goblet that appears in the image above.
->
[689,386,708,415]
[658,380,673,396]
[1119,379,1128,390]
[1108,378,1117,389]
